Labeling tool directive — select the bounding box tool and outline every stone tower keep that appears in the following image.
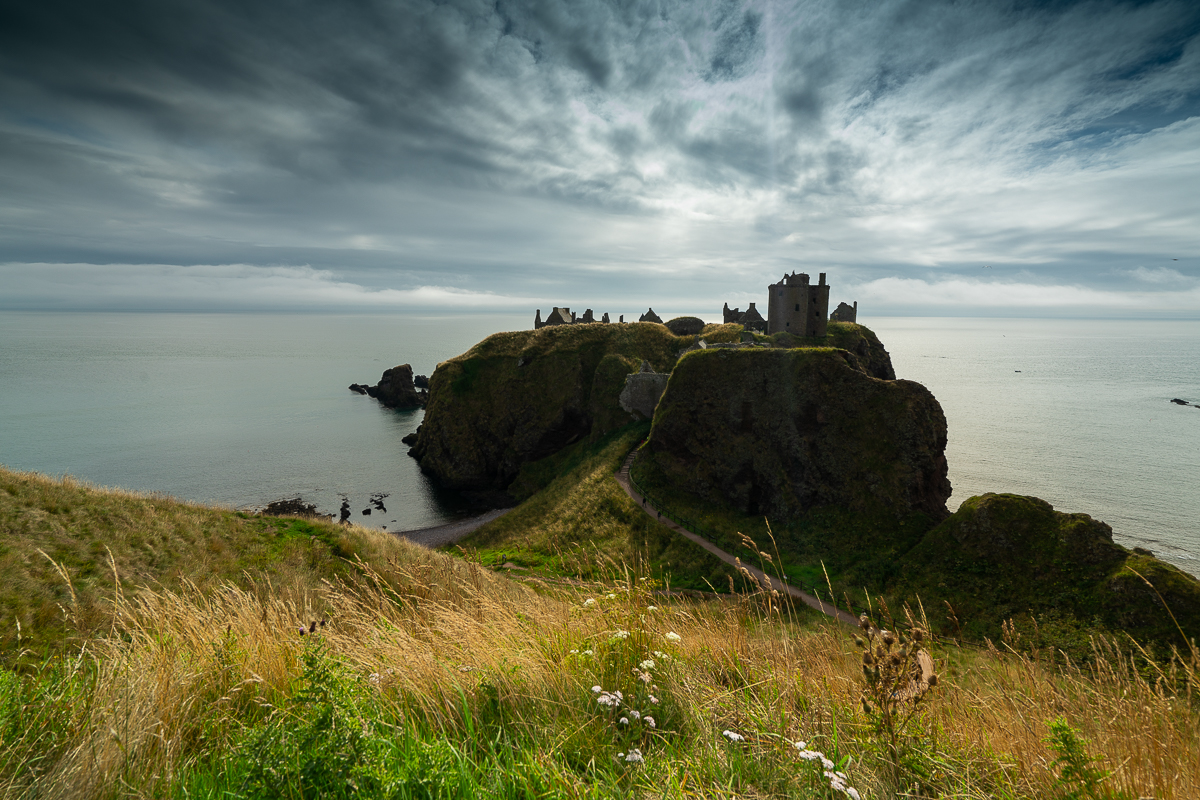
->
[767,272,830,337]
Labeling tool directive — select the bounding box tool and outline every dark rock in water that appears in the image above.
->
[339,497,351,524]
[414,374,430,389]
[359,364,426,409]
[665,316,705,336]
[369,492,388,513]
[262,497,328,518]
[644,347,950,520]
[349,384,369,395]
[361,508,371,515]
[401,429,420,446]
[1171,398,1189,405]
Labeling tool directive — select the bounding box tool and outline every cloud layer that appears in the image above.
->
[2,0,1198,314]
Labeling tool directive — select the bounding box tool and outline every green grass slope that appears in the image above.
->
[459,424,746,594]
[0,467,412,660]
[893,493,1200,653]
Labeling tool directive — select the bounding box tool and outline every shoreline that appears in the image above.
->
[392,507,512,548]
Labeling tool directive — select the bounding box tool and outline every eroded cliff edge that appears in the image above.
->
[646,347,949,520]
[409,321,894,492]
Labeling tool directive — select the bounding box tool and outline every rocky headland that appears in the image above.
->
[401,317,1199,652]
[407,320,892,491]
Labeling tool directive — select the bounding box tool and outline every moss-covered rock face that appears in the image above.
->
[411,324,691,490]
[763,322,895,380]
[895,493,1200,649]
[644,347,950,521]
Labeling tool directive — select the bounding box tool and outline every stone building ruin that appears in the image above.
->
[830,301,857,323]
[534,307,612,329]
[533,274,856,334]
[722,302,767,332]
[768,271,830,337]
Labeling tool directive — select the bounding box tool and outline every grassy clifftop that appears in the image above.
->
[0,466,415,659]
[412,320,898,495]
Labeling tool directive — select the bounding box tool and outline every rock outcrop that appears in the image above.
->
[644,347,950,520]
[619,361,670,420]
[895,493,1200,650]
[352,364,427,409]
[411,320,901,494]
[409,324,687,490]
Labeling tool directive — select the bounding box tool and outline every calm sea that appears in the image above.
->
[1,312,1196,574]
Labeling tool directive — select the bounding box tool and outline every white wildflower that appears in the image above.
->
[722,730,745,742]
[368,673,381,686]
[794,740,806,750]
[639,659,656,670]
[638,671,652,683]
[797,749,822,761]
[569,649,579,655]
[583,598,596,607]
[629,709,640,720]
[644,716,656,728]
[605,593,617,600]
[613,630,630,640]
[623,748,644,763]
[649,695,659,704]
[591,685,602,693]
[845,788,861,800]
[583,649,594,656]
[619,717,630,725]
[664,632,681,642]
[596,690,624,708]
[647,605,658,611]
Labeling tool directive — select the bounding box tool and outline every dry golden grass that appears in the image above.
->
[14,526,1197,799]
[4,466,1198,798]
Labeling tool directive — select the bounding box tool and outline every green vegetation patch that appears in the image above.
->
[457,424,740,593]
[894,493,1200,654]
[0,467,401,660]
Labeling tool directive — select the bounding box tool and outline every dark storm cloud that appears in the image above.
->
[1,0,1199,313]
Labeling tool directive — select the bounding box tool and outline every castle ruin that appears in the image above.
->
[722,302,767,332]
[767,272,830,337]
[829,301,857,323]
[533,275,854,334]
[534,307,612,329]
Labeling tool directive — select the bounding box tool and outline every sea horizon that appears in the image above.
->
[2,309,1196,576]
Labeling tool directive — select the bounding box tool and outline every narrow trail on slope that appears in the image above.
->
[615,448,859,628]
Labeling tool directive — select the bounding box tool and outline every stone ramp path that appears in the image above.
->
[615,448,859,628]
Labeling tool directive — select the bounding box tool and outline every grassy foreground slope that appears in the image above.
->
[0,466,406,659]
[0,467,1198,799]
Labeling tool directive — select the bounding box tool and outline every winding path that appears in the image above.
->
[614,449,859,627]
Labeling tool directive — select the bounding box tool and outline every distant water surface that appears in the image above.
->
[870,317,1199,573]
[1,312,1196,575]
[0,311,526,532]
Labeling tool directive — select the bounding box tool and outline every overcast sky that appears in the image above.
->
[2,0,1198,317]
